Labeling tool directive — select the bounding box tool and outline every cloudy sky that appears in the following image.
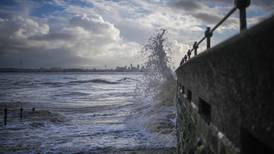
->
[0,0,273,68]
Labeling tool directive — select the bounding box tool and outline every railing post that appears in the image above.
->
[193,41,198,56]
[4,108,7,125]
[20,108,23,120]
[187,49,191,59]
[205,27,212,49]
[234,0,250,32]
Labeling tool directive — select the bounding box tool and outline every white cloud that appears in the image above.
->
[0,12,141,68]
[0,0,272,68]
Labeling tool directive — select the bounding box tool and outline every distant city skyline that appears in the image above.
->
[0,63,144,69]
[0,0,273,68]
[0,63,146,72]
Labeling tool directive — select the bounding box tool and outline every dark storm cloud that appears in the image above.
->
[191,12,237,26]
[192,13,220,24]
[211,0,274,10]
[29,32,74,41]
[253,0,274,11]
[170,0,202,11]
[168,0,273,27]
[168,0,223,26]
[0,49,92,68]
[171,0,274,11]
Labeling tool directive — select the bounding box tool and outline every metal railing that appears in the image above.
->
[180,0,250,65]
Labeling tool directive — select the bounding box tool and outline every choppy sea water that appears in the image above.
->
[0,72,175,153]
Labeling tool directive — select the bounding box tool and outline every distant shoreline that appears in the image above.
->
[0,68,144,73]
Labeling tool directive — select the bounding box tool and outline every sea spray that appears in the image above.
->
[128,29,177,146]
[1,72,176,152]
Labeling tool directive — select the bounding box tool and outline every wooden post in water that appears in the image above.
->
[4,108,7,125]
[20,108,23,120]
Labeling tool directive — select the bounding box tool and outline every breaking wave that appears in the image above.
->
[117,77,139,82]
[68,79,119,84]
[127,29,177,146]
[41,78,138,87]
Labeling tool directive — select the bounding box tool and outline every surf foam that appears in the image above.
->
[128,29,177,147]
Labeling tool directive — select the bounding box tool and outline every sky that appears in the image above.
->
[0,0,273,69]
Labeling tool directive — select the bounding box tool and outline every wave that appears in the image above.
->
[36,77,138,88]
[40,79,118,87]
[117,77,139,82]
[68,77,138,85]
[41,81,65,87]
[68,79,119,85]
[54,91,90,97]
[127,29,176,145]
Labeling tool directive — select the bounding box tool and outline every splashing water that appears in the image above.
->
[1,72,177,153]
[128,29,177,145]
[0,29,178,152]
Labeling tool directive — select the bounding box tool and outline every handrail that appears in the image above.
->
[180,0,250,65]
[211,7,237,33]
[197,36,206,46]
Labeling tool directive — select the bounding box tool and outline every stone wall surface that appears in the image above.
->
[176,15,274,154]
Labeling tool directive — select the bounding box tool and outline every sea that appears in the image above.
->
[0,72,176,153]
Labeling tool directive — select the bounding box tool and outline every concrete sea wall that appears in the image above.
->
[176,16,274,154]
